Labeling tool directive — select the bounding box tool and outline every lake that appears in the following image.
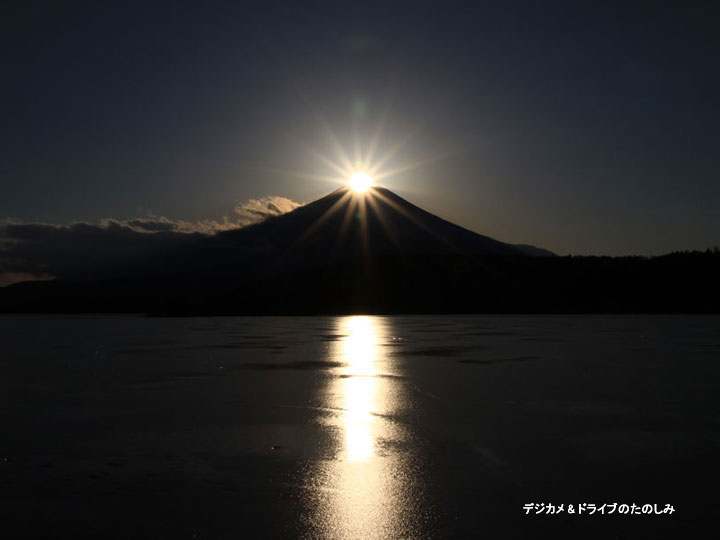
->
[2,315,719,539]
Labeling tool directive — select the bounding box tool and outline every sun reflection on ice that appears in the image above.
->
[300,315,429,540]
[342,316,379,463]
[331,315,391,538]
[343,316,377,377]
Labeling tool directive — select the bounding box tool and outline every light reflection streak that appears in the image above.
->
[302,316,427,540]
[341,316,379,463]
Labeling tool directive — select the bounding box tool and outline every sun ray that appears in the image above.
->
[247,164,343,185]
[291,189,354,248]
[315,115,355,172]
[368,124,423,175]
[285,134,350,178]
[296,98,356,173]
[358,192,369,254]
[262,188,355,278]
[371,189,456,248]
[362,91,398,170]
[353,126,363,167]
[369,189,420,224]
[363,113,388,170]
[373,149,459,182]
[365,192,400,246]
[337,193,360,247]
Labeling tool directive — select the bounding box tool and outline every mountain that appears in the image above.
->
[98,185,550,293]
[227,186,519,255]
[214,186,551,275]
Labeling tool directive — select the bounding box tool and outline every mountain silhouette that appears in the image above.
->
[216,186,552,274]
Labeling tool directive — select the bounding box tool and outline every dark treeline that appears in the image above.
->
[1,250,718,315]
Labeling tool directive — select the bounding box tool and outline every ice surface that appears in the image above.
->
[2,314,719,539]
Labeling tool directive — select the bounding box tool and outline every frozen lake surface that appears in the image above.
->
[2,315,720,539]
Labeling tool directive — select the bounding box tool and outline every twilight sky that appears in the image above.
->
[2,0,719,256]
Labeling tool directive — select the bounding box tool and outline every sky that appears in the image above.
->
[2,0,719,257]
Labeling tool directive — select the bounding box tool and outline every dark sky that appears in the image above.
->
[2,0,719,255]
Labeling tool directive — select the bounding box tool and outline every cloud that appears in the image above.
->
[99,216,239,234]
[0,219,207,283]
[0,195,303,285]
[234,196,302,225]
[0,272,54,287]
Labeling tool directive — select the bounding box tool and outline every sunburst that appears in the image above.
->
[257,115,458,260]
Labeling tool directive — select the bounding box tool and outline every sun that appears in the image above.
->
[348,172,374,192]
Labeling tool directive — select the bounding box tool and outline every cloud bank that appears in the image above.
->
[0,195,303,286]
